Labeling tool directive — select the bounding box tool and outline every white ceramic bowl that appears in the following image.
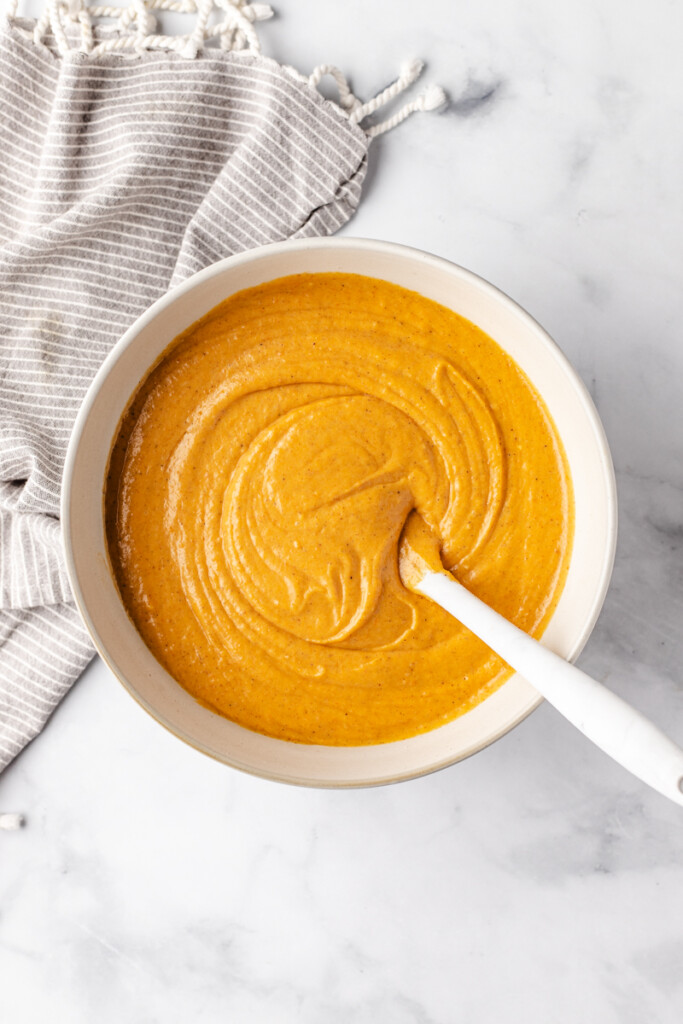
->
[62,238,617,787]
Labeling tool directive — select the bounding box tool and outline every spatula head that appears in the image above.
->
[398,511,446,591]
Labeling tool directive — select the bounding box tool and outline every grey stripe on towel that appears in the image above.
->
[0,16,369,769]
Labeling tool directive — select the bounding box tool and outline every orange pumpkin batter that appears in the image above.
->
[106,273,573,744]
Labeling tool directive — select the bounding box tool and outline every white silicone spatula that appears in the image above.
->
[399,512,683,806]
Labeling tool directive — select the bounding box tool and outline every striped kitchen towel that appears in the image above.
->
[0,1,445,771]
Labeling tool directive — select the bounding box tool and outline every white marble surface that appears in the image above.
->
[2,1,683,1020]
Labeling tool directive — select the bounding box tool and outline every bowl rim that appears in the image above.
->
[62,236,618,787]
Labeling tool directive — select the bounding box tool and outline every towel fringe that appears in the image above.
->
[308,59,447,140]
[8,3,447,136]
[21,0,274,57]
[0,812,24,830]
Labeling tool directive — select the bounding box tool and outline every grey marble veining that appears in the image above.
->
[2,1,683,1021]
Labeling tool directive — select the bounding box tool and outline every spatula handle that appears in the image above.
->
[419,571,683,806]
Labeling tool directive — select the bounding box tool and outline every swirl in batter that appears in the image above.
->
[106,273,573,744]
